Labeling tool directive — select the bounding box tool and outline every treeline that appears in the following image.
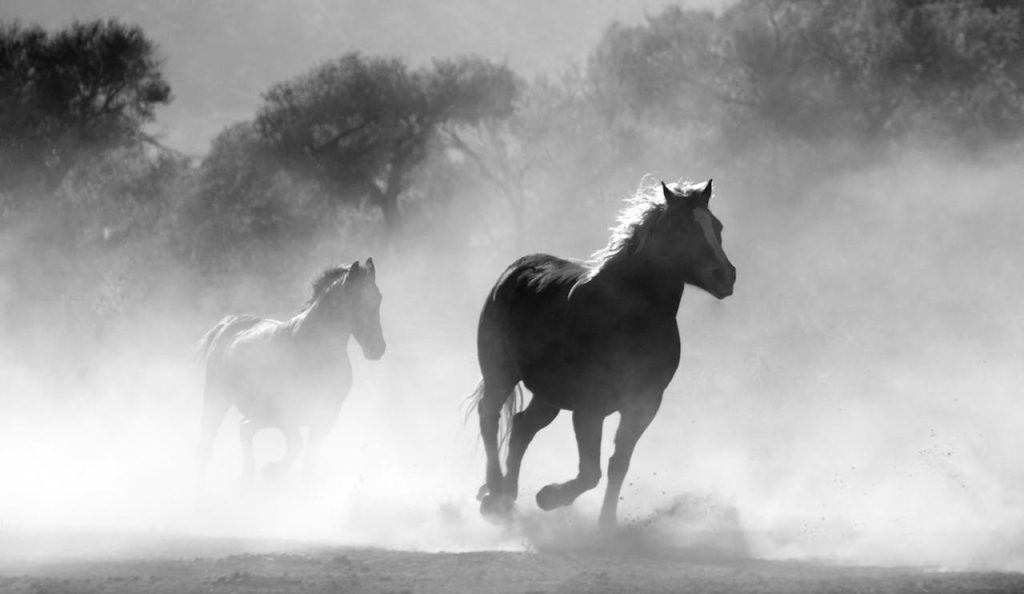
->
[2,0,1024,359]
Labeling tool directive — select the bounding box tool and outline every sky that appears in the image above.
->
[1,0,735,154]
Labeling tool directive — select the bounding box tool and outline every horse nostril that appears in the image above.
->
[711,266,736,288]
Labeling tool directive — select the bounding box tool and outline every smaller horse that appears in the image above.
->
[195,259,385,488]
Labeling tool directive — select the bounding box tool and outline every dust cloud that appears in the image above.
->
[3,142,1024,571]
[621,145,1024,570]
[2,0,1024,569]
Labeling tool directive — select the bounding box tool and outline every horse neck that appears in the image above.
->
[591,251,686,315]
[288,298,352,346]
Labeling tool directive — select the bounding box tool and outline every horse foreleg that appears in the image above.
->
[503,398,559,502]
[536,410,603,511]
[263,426,302,481]
[599,402,659,530]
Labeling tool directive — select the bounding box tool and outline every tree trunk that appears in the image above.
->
[511,185,526,253]
[379,188,400,231]
[376,154,409,232]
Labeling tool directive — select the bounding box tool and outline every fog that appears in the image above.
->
[3,143,1024,570]
[3,0,1024,576]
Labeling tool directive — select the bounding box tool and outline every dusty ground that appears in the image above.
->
[1,533,1023,594]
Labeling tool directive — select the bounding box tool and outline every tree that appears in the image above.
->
[586,0,1024,146]
[253,53,518,230]
[190,122,334,273]
[0,19,171,200]
[441,70,618,251]
[587,7,730,124]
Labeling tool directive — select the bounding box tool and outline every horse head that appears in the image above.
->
[344,258,386,360]
[657,179,736,299]
[316,259,386,359]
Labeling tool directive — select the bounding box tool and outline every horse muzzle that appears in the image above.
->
[704,264,736,300]
[362,340,386,360]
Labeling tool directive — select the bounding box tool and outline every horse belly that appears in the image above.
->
[518,326,678,413]
[225,343,353,429]
[234,379,350,429]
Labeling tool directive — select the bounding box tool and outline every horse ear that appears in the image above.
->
[350,260,362,274]
[365,257,375,279]
[699,179,713,205]
[662,181,681,204]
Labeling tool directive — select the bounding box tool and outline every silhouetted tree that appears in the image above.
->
[443,70,624,250]
[253,53,517,229]
[587,0,1024,145]
[588,7,730,123]
[190,122,331,271]
[0,20,171,200]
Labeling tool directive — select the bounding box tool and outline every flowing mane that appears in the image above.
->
[582,177,692,282]
[308,265,350,304]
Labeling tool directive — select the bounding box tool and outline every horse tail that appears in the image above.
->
[194,324,222,364]
[194,314,263,366]
[465,378,525,454]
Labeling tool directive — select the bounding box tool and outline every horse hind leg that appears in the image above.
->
[239,418,259,488]
[262,426,303,482]
[476,375,516,518]
[301,422,331,482]
[195,386,229,495]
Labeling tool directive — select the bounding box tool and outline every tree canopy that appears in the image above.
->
[587,0,1024,145]
[0,19,171,199]
[252,52,518,228]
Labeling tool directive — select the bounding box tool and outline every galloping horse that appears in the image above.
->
[196,259,385,487]
[472,179,735,529]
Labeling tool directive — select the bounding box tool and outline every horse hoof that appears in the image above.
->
[476,484,490,502]
[598,516,619,534]
[479,494,513,521]
[535,484,562,511]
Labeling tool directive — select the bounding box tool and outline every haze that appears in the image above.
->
[2,0,1024,574]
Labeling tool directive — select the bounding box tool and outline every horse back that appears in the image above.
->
[197,314,267,365]
[203,313,352,425]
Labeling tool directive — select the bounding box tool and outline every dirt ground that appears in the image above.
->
[1,533,1023,594]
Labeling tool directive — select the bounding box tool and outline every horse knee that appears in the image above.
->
[607,451,632,477]
[578,465,602,489]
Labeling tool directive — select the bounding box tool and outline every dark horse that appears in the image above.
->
[195,259,385,487]
[471,179,735,529]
